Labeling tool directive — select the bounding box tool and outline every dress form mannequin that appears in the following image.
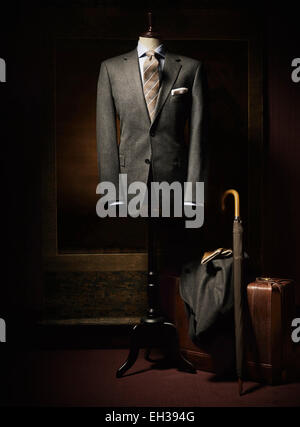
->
[139,11,162,49]
[138,36,161,50]
[116,12,195,378]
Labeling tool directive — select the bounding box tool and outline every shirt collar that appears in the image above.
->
[137,40,166,58]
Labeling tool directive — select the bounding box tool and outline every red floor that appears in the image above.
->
[3,349,300,407]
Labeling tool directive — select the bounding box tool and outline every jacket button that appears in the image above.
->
[145,159,151,164]
[150,130,155,137]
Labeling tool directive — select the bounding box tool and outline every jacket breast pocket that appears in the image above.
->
[170,92,189,103]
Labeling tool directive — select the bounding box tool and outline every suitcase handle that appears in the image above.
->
[256,277,287,284]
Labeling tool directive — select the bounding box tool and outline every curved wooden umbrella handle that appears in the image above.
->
[221,189,240,219]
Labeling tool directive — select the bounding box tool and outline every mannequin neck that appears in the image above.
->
[139,36,161,50]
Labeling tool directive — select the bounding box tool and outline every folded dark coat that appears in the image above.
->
[180,251,234,341]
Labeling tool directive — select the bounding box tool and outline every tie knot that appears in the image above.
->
[146,50,156,59]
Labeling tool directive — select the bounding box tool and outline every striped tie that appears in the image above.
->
[143,50,160,122]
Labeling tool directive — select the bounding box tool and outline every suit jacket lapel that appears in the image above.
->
[123,49,151,125]
[152,52,182,124]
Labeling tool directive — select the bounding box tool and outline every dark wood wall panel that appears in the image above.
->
[263,13,300,304]
[43,271,147,320]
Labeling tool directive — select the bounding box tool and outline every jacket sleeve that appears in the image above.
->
[185,62,208,204]
[96,61,119,194]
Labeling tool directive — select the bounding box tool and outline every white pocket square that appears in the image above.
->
[171,87,188,96]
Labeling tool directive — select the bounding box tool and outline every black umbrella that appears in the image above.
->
[222,189,245,395]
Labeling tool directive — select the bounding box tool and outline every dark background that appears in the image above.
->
[0,0,300,342]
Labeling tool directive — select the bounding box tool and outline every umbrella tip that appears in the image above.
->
[238,378,243,396]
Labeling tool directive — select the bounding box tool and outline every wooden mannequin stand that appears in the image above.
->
[116,214,196,377]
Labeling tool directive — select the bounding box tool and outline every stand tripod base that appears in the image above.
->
[116,318,196,378]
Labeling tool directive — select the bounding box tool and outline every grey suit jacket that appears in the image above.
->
[96,48,206,203]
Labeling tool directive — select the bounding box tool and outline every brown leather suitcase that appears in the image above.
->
[160,275,298,384]
[246,277,297,384]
